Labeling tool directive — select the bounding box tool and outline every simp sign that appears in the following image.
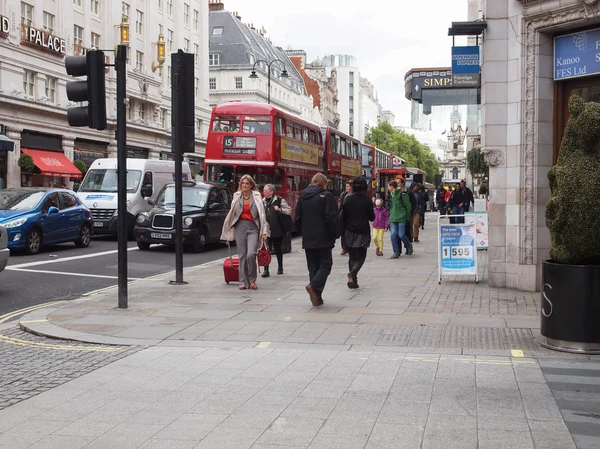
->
[554,28,600,80]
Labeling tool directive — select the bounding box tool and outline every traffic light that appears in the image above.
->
[65,50,107,130]
[172,51,195,153]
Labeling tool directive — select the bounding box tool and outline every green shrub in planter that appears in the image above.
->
[18,154,35,172]
[74,160,87,174]
[546,94,600,265]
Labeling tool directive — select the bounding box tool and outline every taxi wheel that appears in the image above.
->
[137,241,151,250]
[189,231,206,253]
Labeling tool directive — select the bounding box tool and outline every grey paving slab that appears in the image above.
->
[477,430,534,449]
[27,435,96,449]
[366,423,424,449]
[256,417,324,447]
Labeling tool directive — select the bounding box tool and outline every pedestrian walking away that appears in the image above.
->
[340,177,375,289]
[221,174,269,290]
[387,180,413,258]
[294,173,338,306]
[447,182,466,224]
[460,180,474,213]
[419,184,429,229]
[372,198,389,256]
[436,185,447,216]
[339,181,352,255]
[410,183,422,243]
[261,184,291,277]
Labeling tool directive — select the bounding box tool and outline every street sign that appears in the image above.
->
[438,215,478,284]
[554,28,600,80]
[451,46,480,87]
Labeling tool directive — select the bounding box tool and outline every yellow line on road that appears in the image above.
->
[19,319,49,324]
[511,349,525,358]
[256,342,271,349]
[0,301,65,325]
[0,334,122,352]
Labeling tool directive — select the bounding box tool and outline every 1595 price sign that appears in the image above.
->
[442,246,472,259]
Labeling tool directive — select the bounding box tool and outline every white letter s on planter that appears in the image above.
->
[542,283,553,318]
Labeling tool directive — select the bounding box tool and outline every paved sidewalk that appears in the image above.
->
[0,346,579,449]
[19,224,543,355]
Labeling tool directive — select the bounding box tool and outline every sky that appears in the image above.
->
[223,0,470,129]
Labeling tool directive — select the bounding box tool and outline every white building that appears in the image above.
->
[0,0,211,190]
[381,110,395,126]
[322,54,382,141]
[207,2,320,124]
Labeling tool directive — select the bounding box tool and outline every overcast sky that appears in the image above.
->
[223,0,469,128]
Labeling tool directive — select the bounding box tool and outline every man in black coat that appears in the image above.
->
[294,173,338,306]
[460,180,474,213]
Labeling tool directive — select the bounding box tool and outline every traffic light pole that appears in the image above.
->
[170,50,187,286]
[116,44,129,308]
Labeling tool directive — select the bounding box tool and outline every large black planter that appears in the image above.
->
[540,260,600,353]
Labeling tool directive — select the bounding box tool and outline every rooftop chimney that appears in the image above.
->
[233,11,241,20]
[208,0,225,12]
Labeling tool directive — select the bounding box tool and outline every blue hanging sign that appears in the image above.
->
[554,28,600,80]
[451,46,480,87]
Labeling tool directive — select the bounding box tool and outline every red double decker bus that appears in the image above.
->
[204,102,324,216]
[361,143,394,198]
[321,127,362,198]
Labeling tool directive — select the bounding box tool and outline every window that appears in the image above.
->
[41,193,59,214]
[45,76,56,103]
[195,118,202,136]
[139,102,147,123]
[302,126,309,142]
[73,25,84,47]
[73,0,82,6]
[184,3,190,25]
[349,123,354,136]
[209,77,216,90]
[136,51,144,72]
[275,118,285,136]
[243,117,271,134]
[21,2,33,26]
[160,108,167,128]
[235,77,242,89]
[167,29,173,51]
[194,44,199,65]
[43,12,55,34]
[91,32,101,49]
[142,172,153,197]
[159,24,163,35]
[193,10,199,31]
[23,70,36,99]
[135,10,143,34]
[212,116,240,133]
[452,167,459,179]
[212,26,223,36]
[90,0,99,15]
[184,38,190,53]
[158,0,162,9]
[195,77,199,98]
[166,0,172,15]
[294,125,302,141]
[128,99,134,120]
[167,66,171,86]
[209,53,220,66]
[286,123,294,138]
[122,2,130,17]
[60,192,78,209]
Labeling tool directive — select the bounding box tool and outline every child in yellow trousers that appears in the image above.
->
[372,198,389,256]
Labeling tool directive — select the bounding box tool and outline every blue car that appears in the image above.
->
[0,188,93,255]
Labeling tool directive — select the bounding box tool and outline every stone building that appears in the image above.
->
[286,50,340,128]
[0,0,211,189]
[481,0,600,290]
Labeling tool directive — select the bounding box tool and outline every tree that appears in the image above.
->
[366,123,440,182]
[466,146,488,178]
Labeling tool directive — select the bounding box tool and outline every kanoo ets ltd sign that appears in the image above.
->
[22,25,66,56]
[554,28,600,80]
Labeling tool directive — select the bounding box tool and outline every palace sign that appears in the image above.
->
[22,26,66,56]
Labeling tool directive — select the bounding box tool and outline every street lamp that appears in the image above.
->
[151,33,166,72]
[249,58,289,104]
[118,14,129,45]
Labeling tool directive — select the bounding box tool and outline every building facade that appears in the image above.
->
[359,76,381,142]
[481,0,600,291]
[286,50,339,128]
[0,0,211,189]
[381,110,396,126]
[208,2,319,124]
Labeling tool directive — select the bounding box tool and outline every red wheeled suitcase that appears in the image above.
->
[224,242,239,284]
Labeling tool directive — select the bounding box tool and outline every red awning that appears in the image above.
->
[21,148,83,178]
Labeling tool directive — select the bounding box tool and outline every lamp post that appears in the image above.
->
[249,59,289,104]
[151,33,166,72]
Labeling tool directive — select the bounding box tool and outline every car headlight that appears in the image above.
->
[136,213,149,224]
[183,217,193,227]
[4,217,27,229]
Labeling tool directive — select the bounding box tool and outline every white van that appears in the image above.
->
[77,158,191,236]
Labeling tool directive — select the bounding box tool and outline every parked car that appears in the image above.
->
[134,181,231,252]
[0,224,8,272]
[0,188,93,255]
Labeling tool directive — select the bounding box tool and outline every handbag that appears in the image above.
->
[257,241,272,267]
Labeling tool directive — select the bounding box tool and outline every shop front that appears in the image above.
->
[480,0,600,291]
[19,131,82,187]
[0,125,13,190]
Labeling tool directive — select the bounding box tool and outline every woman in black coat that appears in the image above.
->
[341,177,375,289]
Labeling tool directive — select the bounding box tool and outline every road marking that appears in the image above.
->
[19,319,48,324]
[0,301,65,325]
[0,334,122,352]
[8,246,139,269]
[6,267,142,280]
[256,342,271,349]
[511,349,525,358]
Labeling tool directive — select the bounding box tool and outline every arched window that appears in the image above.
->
[452,167,459,179]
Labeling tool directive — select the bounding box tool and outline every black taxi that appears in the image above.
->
[133,181,231,252]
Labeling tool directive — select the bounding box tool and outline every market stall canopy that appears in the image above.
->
[21,148,83,178]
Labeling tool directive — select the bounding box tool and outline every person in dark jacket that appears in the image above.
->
[261,184,291,277]
[460,180,474,212]
[410,183,422,243]
[341,177,375,289]
[419,184,429,229]
[294,173,338,306]
[339,181,352,255]
[436,186,447,216]
[447,182,466,224]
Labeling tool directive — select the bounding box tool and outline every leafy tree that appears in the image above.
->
[467,146,488,177]
[366,122,440,182]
